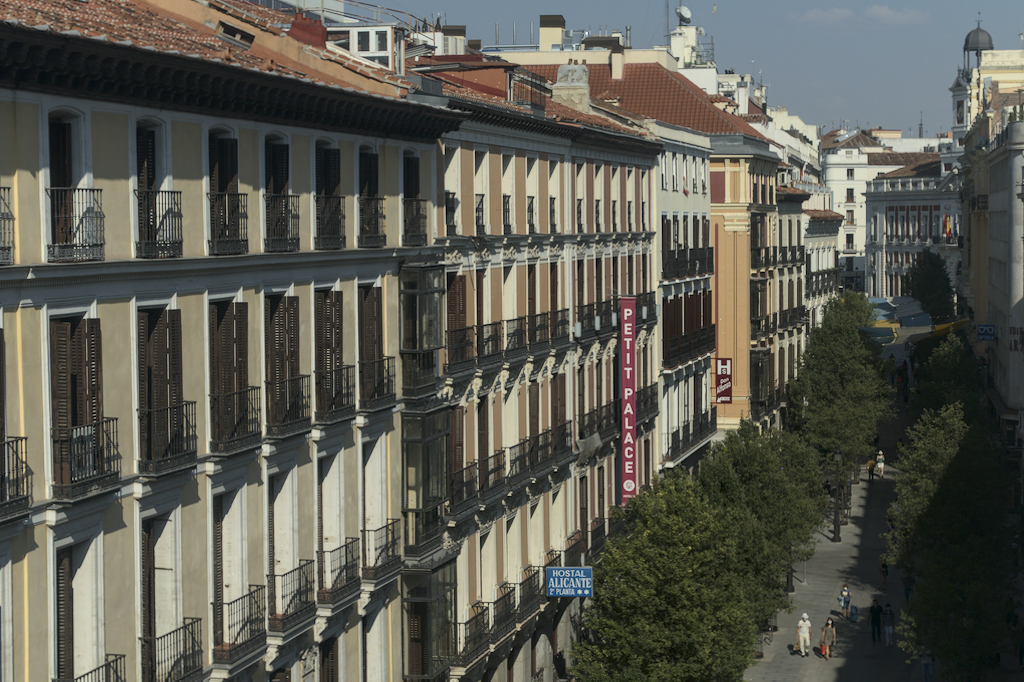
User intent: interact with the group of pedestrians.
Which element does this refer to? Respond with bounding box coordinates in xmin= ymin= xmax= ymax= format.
xmin=793 ymin=582 xmax=899 ymax=661
xmin=888 ymin=355 xmax=913 ymax=403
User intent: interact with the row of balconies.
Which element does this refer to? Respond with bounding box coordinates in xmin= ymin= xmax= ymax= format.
xmin=663 ymin=324 xmax=716 ymax=370
xmin=875 ymin=234 xmax=959 ymax=247
xmin=808 ymin=269 xmax=842 ymax=298
xmin=661 ymin=247 xmax=714 ymax=281
xmin=750 ymin=386 xmax=786 ymax=422
xmin=751 ymin=245 xmax=805 ymax=270
xmin=2 ymin=186 xmax=431 ymax=264
xmin=663 ymin=407 xmax=718 ymax=464
xmin=448 ymin=422 xmax=575 ymax=520
xmin=777 ymin=306 xmax=807 ymax=331
xmin=447 ymin=193 xmax=648 ymax=238
xmin=444 ymin=311 xmax=573 ymax=376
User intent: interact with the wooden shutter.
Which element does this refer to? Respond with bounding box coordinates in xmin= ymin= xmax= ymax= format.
xmin=627 ymin=257 xmax=634 ymax=296
xmin=209 ymin=134 xmax=221 ymax=194
xmin=233 ymin=302 xmax=248 ymax=392
xmin=549 ymin=264 xmax=558 ymax=312
xmin=221 ymin=138 xmax=239 ymax=195
xmin=49 ymin=120 xmax=73 ymax=188
xmin=167 ymin=310 xmax=183 ymax=411
xmin=212 ymin=495 xmax=224 ymax=646
xmin=265 ymin=296 xmax=285 ymax=386
xmin=141 ymin=519 xmax=156 ymax=670
xmin=404 ymin=156 xmax=420 ymax=199
xmin=451 ymin=406 xmax=464 ymax=472
xmin=447 ymin=275 xmax=467 ymax=333
xmin=475 ymin=401 xmax=486 ymax=468
xmin=527 ymin=266 xmax=536 ymax=318
xmin=266 ymin=142 xmax=289 ymax=195
xmin=579 ymin=475 xmax=588 ymax=531
xmin=552 ymin=373 xmax=566 ymax=426
xmin=315 ymin=147 xmax=342 ymax=196
xmin=359 ymin=150 xmax=379 ymax=197
xmin=267 ymin=477 xmax=276 ymax=595
xmin=359 ymin=287 xmax=382 ymax=363
xmin=319 ymin=637 xmax=339 ymax=682
xmin=597 ymin=467 xmax=605 ymax=518
xmin=408 ymin=605 xmax=425 ymax=675
xmin=476 ymin=270 xmax=485 ymax=326
xmin=0 ymin=328 xmax=4 ymax=441
xmin=137 ymin=127 xmax=156 ymax=192
xmin=55 ymin=546 xmax=74 ymax=680
xmin=51 ymin=321 xmax=72 ymax=488
xmin=529 ymin=383 xmax=539 ymax=438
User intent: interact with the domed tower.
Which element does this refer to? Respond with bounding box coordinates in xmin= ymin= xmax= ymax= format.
xmin=963 ymin=20 xmax=993 ymax=70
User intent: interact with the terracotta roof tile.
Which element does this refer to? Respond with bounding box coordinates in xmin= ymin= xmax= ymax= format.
xmin=0 ymin=0 xmax=411 ymax=93
xmin=821 ymin=128 xmax=882 ymax=149
xmin=803 ymin=209 xmax=844 ymax=220
xmin=875 ymin=158 xmax=943 ymax=178
xmin=867 ymin=152 xmax=939 ymax=167
xmin=524 ymin=63 xmax=769 ymax=141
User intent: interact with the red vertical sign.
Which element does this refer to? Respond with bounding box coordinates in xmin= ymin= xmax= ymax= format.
xmin=716 ymin=358 xmax=732 ymax=403
xmin=620 ymin=297 xmax=637 ymax=503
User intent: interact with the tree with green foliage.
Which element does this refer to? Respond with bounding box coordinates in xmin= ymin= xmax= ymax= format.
xmin=910 ymin=332 xmax=983 ymax=424
xmin=788 ymin=292 xmax=892 ymax=470
xmin=907 ymin=249 xmax=955 ymax=322
xmin=571 ymin=474 xmax=760 ymax=682
xmin=698 ymin=422 xmax=828 ymax=624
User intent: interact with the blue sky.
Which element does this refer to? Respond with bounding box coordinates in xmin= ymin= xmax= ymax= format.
xmin=379 ymin=0 xmax=1024 ymax=138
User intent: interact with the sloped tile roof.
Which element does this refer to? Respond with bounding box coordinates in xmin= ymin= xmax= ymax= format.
xmin=525 ymin=62 xmax=768 ymax=140
xmin=821 ymin=128 xmax=882 ymax=149
xmin=867 ymin=152 xmax=939 ymax=167
xmin=0 ymin=0 xmax=410 ymax=92
xmin=875 ymin=158 xmax=942 ymax=178
xmin=803 ymin=209 xmax=844 ymax=220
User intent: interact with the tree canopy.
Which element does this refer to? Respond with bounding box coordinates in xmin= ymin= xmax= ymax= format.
xmin=907 ymin=249 xmax=955 ymax=322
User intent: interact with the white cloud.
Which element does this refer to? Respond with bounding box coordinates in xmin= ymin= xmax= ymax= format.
xmin=865 ymin=5 xmax=928 ymax=25
xmin=795 ymin=7 xmax=855 ymax=23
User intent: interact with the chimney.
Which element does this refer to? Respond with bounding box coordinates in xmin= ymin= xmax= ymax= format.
xmin=539 ymin=14 xmax=566 ymax=50
xmin=736 ymin=81 xmax=749 ymax=115
xmin=610 ymin=42 xmax=624 ymax=80
xmin=552 ymin=62 xmax=592 ymax=114
xmin=286 ymin=12 xmax=327 ymax=49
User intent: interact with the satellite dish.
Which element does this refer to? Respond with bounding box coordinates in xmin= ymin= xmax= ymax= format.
xmin=676 ymin=6 xmax=692 ymax=25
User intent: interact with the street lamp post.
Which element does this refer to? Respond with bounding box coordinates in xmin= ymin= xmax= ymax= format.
xmin=833 ymin=449 xmax=842 ymax=543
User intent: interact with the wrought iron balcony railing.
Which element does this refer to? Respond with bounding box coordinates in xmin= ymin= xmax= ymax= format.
xmin=550 ymin=308 xmax=571 ymax=343
xmin=491 ymin=583 xmax=517 ymax=642
xmin=504 ymin=317 xmax=528 ymax=360
xmin=531 ymin=429 xmax=555 ymax=478
xmin=314 ymin=364 xmax=355 ymax=424
xmin=636 ymin=384 xmax=658 ymax=423
xmin=56 ymin=653 xmax=126 ymax=682
xmin=404 ymin=198 xmax=428 ymax=246
xmin=456 ymin=603 xmax=491 ymax=667
xmin=588 ymin=518 xmax=607 ymax=562
xmin=596 ymin=300 xmax=615 ymax=334
xmin=264 ymin=194 xmax=299 ymax=252
xmin=478 ymin=450 xmax=507 ymax=505
xmin=0 ymin=436 xmax=29 ymax=521
xmin=318 ymin=537 xmax=361 ymax=606
xmin=563 ymin=530 xmax=584 ymax=568
xmin=135 ymin=190 xmax=183 ymax=258
xmin=268 ymin=559 xmax=316 ymax=632
xmin=359 ymin=356 xmax=396 ymax=411
xmin=51 ymin=418 xmax=120 ymax=500
xmin=517 ymin=566 xmax=543 ymax=622
xmin=47 ymin=188 xmax=105 ymax=262
xmin=140 ymin=617 xmax=202 ymax=682
xmin=358 ymin=197 xmax=385 ymax=248
xmin=207 ymin=192 xmax=248 ymax=255
xmin=401 ymin=351 xmax=437 ymax=397
xmin=450 ymin=462 xmax=478 ymax=518
xmin=362 ymin=519 xmax=401 ymax=580
xmin=477 ymin=321 xmax=503 ymax=363
xmin=0 ymin=187 xmax=12 ymax=265
xmin=265 ymin=375 xmax=311 ymax=439
xmin=213 ymin=585 xmax=266 ymax=664
xmin=446 ymin=326 xmax=476 ymax=374
xmin=506 ymin=438 xmax=533 ymax=490
xmin=577 ymin=303 xmax=596 ymax=336
xmin=138 ymin=401 xmax=198 ymax=476
xmin=528 ymin=311 xmax=550 ymax=351
xmin=552 ymin=421 xmax=573 ymax=466
xmin=314 ymin=194 xmax=345 ymax=250
xmin=209 ymin=386 xmax=262 ymax=455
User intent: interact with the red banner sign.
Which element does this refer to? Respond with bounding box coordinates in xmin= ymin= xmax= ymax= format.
xmin=716 ymin=358 xmax=732 ymax=403
xmin=620 ymin=297 xmax=637 ymax=503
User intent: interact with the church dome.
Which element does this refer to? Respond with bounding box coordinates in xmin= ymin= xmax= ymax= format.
xmin=964 ymin=25 xmax=993 ymax=52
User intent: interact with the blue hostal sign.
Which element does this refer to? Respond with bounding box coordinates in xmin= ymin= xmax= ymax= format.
xmin=546 ymin=566 xmax=593 ymax=598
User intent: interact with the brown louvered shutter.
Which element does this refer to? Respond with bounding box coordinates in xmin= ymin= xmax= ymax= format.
xmin=320 ymin=637 xmax=339 ymax=682
xmin=447 ymin=275 xmax=466 ymax=334
xmin=84 ymin=319 xmax=103 ymax=465
xmin=552 ymin=373 xmax=566 ymax=426
xmin=167 ymin=310 xmax=183 ymax=410
xmin=0 ymin=328 xmax=5 ymax=441
xmin=324 ymin=149 xmax=341 ymax=197
xmin=529 ymin=383 xmax=539 ymax=439
xmin=315 ymin=147 xmax=325 ymax=197
xmin=150 ymin=312 xmax=168 ymax=415
xmin=222 ymin=138 xmax=239 ymax=195
xmin=266 ymin=142 xmax=289 ymax=195
xmin=137 ymin=127 xmax=156 ymax=192
xmin=138 ymin=311 xmax=153 ymax=460
xmin=476 ymin=270 xmax=485 ymax=326
xmin=51 ymin=321 xmax=72 ymax=487
xmin=233 ymin=302 xmax=249 ymax=392
xmin=549 ymin=264 xmax=558 ymax=312
xmin=404 ymin=156 xmax=420 ymax=199
xmin=209 ymin=134 xmax=221 ymax=194
xmin=359 ymin=287 xmax=382 ymax=363
xmin=597 ymin=467 xmax=605 ymax=518
xmin=49 ymin=120 xmax=73 ymax=188
xmin=359 ymin=150 xmax=379 ymax=198
xmin=266 ymin=296 xmax=283 ymax=385
xmin=141 ymin=519 xmax=156 ymax=679
xmin=212 ymin=495 xmax=224 ymax=646
xmin=579 ymin=475 xmax=588 ymax=533
xmin=267 ymin=477 xmax=277 ymax=604
xmin=408 ymin=605 xmax=425 ymax=675
xmin=626 ymin=257 xmax=634 ymax=296
xmin=55 ymin=546 xmax=74 ymax=680
xmin=527 ymin=266 xmax=536 ymax=318
xmin=451 ymin=405 xmax=464 ymax=472
xmin=475 ymin=400 xmax=486 ymax=468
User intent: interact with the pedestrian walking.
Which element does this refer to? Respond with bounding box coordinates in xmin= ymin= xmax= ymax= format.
xmin=839 ymin=584 xmax=852 ymax=620
xmin=797 ymin=613 xmax=812 ymax=657
xmin=902 ymin=574 xmax=916 ymax=602
xmin=876 ymin=451 xmax=885 ymax=479
xmin=869 ymin=599 xmax=884 ymax=644
xmin=883 ymin=603 xmax=896 ymax=646
xmin=820 ymin=617 xmax=837 ymax=660
xmin=878 ymin=557 xmax=889 ymax=590
xmin=921 ymin=650 xmax=935 ymax=681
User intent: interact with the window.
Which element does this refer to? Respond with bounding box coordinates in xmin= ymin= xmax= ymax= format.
xmin=208 ymin=300 xmax=259 ymax=452
xmin=846 ymin=168 xmax=854 ymax=180
xmin=402 ymin=410 xmax=450 ymax=554
xmin=264 ymin=138 xmax=297 ymax=252
xmin=55 ymin=537 xmax=105 ymax=679
xmin=314 ymin=145 xmax=344 ymax=249
xmin=357 ymin=31 xmax=370 ymax=51
xmin=845 ymin=234 xmax=854 ymax=250
xmin=376 ymin=30 xmax=388 ymax=51
xmin=208 ymin=133 xmax=246 ymax=255
xmin=845 ymin=188 xmax=855 ymax=202
xmin=358 ymin=148 xmax=383 ymax=247
xmin=51 ymin=316 xmax=118 ymax=499
xmin=403 ymin=561 xmax=456 ymax=677
xmin=138 ymin=307 xmax=196 ymax=474
xmin=49 ymin=115 xmax=104 ymax=262
xmin=264 ymin=294 xmax=309 ymax=437
xmin=358 ymin=285 xmax=394 ymax=408
xmin=314 ymin=290 xmax=352 ymax=423
xmin=671 ymin=153 xmax=678 ymax=191
xmin=846 ymin=210 xmax=854 ymax=224
xmin=400 ymin=268 xmax=443 ymax=391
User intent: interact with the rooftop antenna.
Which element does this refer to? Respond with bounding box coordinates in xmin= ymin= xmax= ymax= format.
xmin=919 ymin=112 xmax=924 ymax=138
